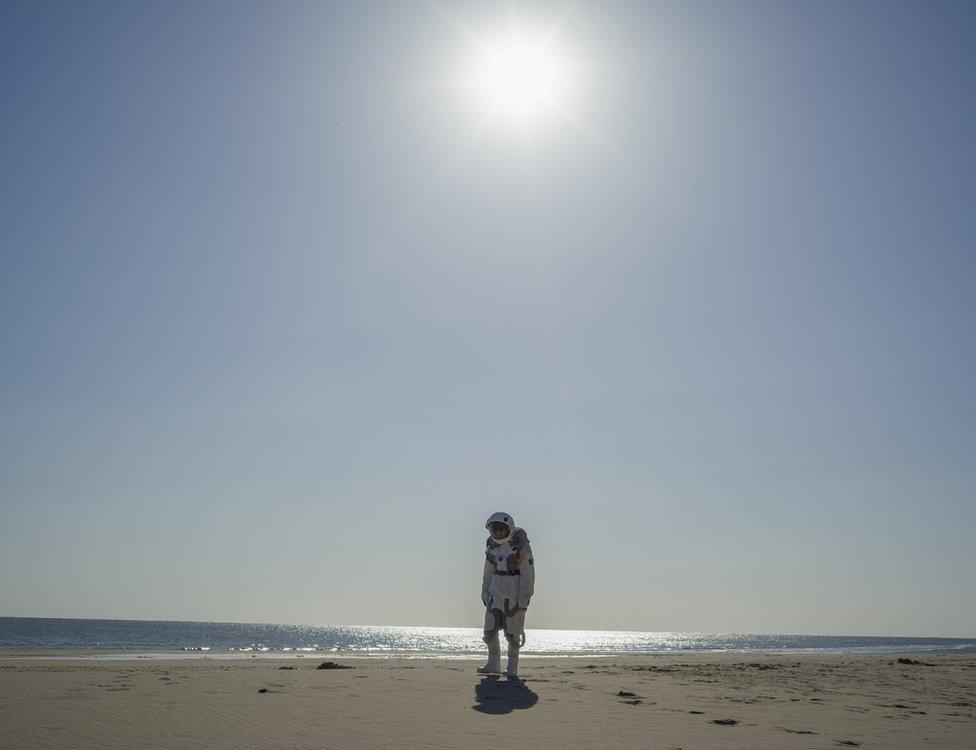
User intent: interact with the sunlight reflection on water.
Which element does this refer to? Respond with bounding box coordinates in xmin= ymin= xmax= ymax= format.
xmin=2 ymin=618 xmax=974 ymax=657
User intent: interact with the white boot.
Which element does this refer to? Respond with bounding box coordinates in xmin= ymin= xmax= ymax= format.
xmin=505 ymin=645 xmax=520 ymax=678
xmin=477 ymin=636 xmax=501 ymax=674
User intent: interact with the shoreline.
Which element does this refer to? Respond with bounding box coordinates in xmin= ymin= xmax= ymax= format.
xmin=3 ymin=646 xmax=976 ymax=660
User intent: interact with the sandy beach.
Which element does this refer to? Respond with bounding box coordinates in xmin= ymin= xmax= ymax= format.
xmin=1 ymin=652 xmax=974 ymax=749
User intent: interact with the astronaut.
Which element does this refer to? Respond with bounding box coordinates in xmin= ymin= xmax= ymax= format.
xmin=478 ymin=511 xmax=534 ymax=679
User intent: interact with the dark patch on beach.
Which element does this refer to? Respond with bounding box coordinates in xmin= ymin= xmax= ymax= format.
xmin=620 ymin=698 xmax=642 ymax=705
xmin=896 ymin=658 xmax=934 ymax=666
xmin=688 ymin=710 xmax=704 ymax=714
xmin=473 ymin=675 xmax=538 ymax=715
xmin=836 ymin=741 xmax=861 ymax=747
xmin=616 ymin=690 xmax=639 ymax=697
xmin=278 ymin=666 xmax=296 ymax=670
xmin=781 ymin=728 xmax=817 ymax=735
xmin=258 ymin=688 xmax=268 ymax=693
xmin=712 ymin=718 xmax=738 ymax=726
xmin=316 ymin=661 xmax=353 ymax=670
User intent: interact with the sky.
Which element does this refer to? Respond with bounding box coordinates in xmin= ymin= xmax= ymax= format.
xmin=1 ymin=1 xmax=974 ymax=637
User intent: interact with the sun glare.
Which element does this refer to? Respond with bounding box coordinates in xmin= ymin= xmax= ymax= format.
xmin=460 ymin=26 xmax=576 ymax=130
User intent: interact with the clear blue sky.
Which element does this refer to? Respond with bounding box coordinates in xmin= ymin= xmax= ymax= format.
xmin=1 ymin=1 xmax=974 ymax=636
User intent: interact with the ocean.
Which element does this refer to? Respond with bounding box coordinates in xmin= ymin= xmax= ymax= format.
xmin=1 ymin=618 xmax=974 ymax=658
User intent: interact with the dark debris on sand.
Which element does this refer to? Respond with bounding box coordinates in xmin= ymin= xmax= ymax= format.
xmin=316 ymin=661 xmax=354 ymax=670
xmin=712 ymin=719 xmax=738 ymax=726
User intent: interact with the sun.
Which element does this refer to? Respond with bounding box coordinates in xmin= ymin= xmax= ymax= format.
xmin=459 ymin=25 xmax=576 ymax=130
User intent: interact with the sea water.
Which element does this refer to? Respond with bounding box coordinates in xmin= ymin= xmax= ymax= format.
xmin=1 ymin=617 xmax=974 ymax=658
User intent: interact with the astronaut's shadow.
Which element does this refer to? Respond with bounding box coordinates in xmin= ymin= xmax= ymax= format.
xmin=472 ymin=675 xmax=539 ymax=714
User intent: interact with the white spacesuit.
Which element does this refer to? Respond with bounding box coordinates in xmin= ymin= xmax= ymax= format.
xmin=478 ymin=511 xmax=534 ymax=679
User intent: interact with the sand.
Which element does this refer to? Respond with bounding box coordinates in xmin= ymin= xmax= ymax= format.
xmin=1 ymin=652 xmax=974 ymax=748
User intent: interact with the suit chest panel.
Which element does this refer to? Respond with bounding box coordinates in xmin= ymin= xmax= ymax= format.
xmin=487 ymin=544 xmax=522 ymax=572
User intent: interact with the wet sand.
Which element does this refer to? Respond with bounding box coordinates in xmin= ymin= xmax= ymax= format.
xmin=1 ymin=652 xmax=974 ymax=748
